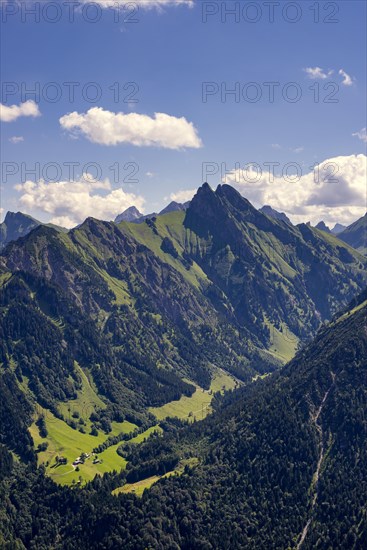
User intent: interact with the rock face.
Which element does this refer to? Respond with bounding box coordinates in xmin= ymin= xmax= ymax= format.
xmin=259 ymin=205 xmax=292 ymax=225
xmin=338 ymin=213 xmax=367 ymax=255
xmin=315 ymin=221 xmax=331 ymax=233
xmin=0 ymin=211 xmax=41 ymax=250
xmin=114 ymin=206 xmax=143 ymax=224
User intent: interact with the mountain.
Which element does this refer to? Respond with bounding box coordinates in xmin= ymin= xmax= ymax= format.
xmin=114 ymin=201 xmax=191 ymax=226
xmin=1 ymin=287 xmax=366 ymax=548
xmin=1 ymin=183 xmax=366 ymax=490
xmin=331 ymin=222 xmax=347 ymax=235
xmin=125 ymin=183 xmax=366 ymax=343
xmin=114 ymin=206 xmax=143 ymax=223
xmin=0 ymin=211 xmax=66 ymax=251
xmin=259 ymin=204 xmax=292 ymax=224
xmin=0 ymin=211 xmax=41 ymax=251
xmin=338 ymin=213 xmax=367 ymax=255
xmin=315 ymin=221 xmax=331 ymax=233
xmin=159 ymin=201 xmax=190 ymax=216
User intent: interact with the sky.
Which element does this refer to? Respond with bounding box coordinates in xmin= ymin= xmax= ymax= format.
xmin=0 ymin=0 xmax=366 ymax=228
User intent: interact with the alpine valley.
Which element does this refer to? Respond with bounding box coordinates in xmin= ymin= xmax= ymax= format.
xmin=1 ymin=184 xmax=366 ymax=549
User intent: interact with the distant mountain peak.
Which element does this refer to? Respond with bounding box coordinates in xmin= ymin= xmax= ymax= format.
xmin=259 ymin=205 xmax=292 ymax=225
xmin=115 ymin=206 xmax=143 ymax=224
xmin=331 ymin=223 xmax=347 ymax=235
xmin=4 ymin=211 xmax=38 ymax=224
xmin=1 ymin=211 xmax=41 ymax=251
xmin=159 ymin=201 xmax=189 ymax=216
xmin=315 ymin=221 xmax=331 ymax=233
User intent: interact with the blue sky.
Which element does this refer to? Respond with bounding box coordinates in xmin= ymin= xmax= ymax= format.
xmin=1 ymin=0 xmax=366 ymax=227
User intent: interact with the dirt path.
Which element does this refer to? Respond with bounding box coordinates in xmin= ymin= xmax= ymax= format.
xmin=296 ymin=372 xmax=336 ymax=549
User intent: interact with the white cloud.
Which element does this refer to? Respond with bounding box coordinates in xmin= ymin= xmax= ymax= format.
xmin=339 ymin=69 xmax=353 ymax=86
xmin=304 ymin=67 xmax=333 ymax=80
xmin=9 ymin=136 xmax=24 ymax=144
xmin=60 ymin=107 xmax=202 ymax=150
xmin=169 ymin=189 xmax=196 ymax=203
xmin=222 ymin=154 xmax=367 ymax=227
xmin=271 ymin=143 xmax=282 ymax=149
xmin=352 ymin=128 xmax=367 ymax=143
xmin=304 ymin=67 xmax=354 ymax=86
xmin=14 ymin=174 xmax=145 ymax=228
xmin=82 ymin=0 xmax=193 ymax=8
xmin=0 ymin=100 xmax=41 ymax=123
xmin=291 ymin=146 xmax=304 ymax=154
xmin=145 ymin=172 xmax=155 ymax=177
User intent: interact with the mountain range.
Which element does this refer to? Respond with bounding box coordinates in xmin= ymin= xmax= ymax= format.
xmin=114 ymin=200 xmax=191 ymax=224
xmin=0 ymin=183 xmax=366 ymax=548
xmin=2 ymin=196 xmax=364 ymax=257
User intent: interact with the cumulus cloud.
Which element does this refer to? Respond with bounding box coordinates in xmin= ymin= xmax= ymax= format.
xmin=0 ymin=100 xmax=41 ymax=122
xmin=169 ymin=189 xmax=197 ymax=203
xmin=82 ymin=0 xmax=193 ymax=8
xmin=14 ymin=174 xmax=145 ymax=228
xmin=353 ymin=128 xmax=367 ymax=143
xmin=339 ymin=69 xmax=353 ymax=86
xmin=60 ymin=107 xmax=202 ymax=150
xmin=304 ymin=67 xmax=333 ymax=79
xmin=222 ymin=154 xmax=367 ymax=226
xmin=304 ymin=67 xmax=354 ymax=86
xmin=9 ymin=136 xmax=24 ymax=144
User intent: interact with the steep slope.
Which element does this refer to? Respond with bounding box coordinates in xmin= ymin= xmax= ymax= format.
xmin=125 ymin=184 xmax=367 ymax=349
xmin=338 ymin=213 xmax=367 ymax=255
xmin=1 ymin=212 xmax=277 ymax=465
xmin=0 ymin=289 xmax=366 ymax=549
xmin=128 ymin=286 xmax=366 ymax=550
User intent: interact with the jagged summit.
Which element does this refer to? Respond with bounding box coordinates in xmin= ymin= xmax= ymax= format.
xmin=1 ymin=211 xmax=41 ymax=251
xmin=315 ymin=221 xmax=331 ymax=233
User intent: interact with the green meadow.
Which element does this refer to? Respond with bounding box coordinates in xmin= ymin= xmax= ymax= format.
xmin=149 ymin=370 xmax=237 ymax=422
xmin=30 ymin=412 xmax=163 ymax=487
xmin=112 ymin=458 xmax=199 ymax=497
xmin=30 ymin=410 xmax=135 ymax=486
xmin=265 ymin=319 xmax=299 ymax=363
